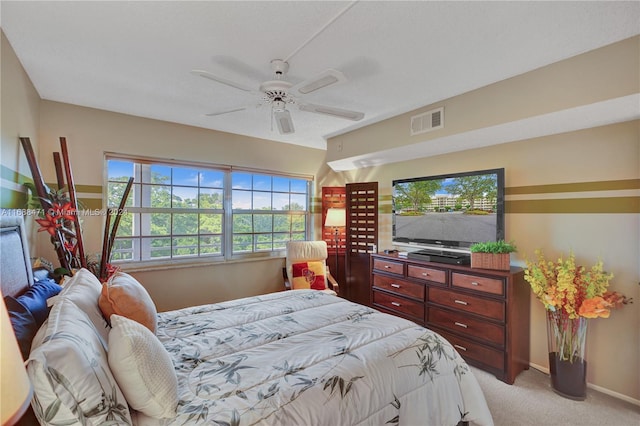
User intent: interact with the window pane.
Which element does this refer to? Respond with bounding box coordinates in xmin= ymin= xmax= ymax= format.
xmin=108 ymin=160 xmax=134 ymax=182
xmin=272 ymin=193 xmax=289 ymax=210
xmin=290 ymin=179 xmax=307 ymax=193
xmin=273 ymin=215 xmax=291 ymax=232
xmin=111 ymin=239 xmax=133 ymax=261
xmin=200 ymin=236 xmax=222 ymax=255
xmin=255 ymin=234 xmax=272 ymax=251
xmin=232 ymin=190 xmax=251 ymax=210
xmin=147 ymin=165 xmax=171 ymax=184
xmin=253 ymin=175 xmax=271 ymax=191
xmin=115 ymin=212 xmax=134 ymax=236
xmin=273 ymin=233 xmax=289 ymax=247
xmin=199 ymin=214 xmax=222 ymax=234
xmin=290 ymin=194 xmax=307 ymax=210
xmin=253 ymin=192 xmax=271 ymax=210
xmin=254 ymin=215 xmax=272 ymax=233
xmin=172 ymin=186 xmax=198 ymax=208
xmin=173 ymin=237 xmax=197 ymax=257
xmin=142 ymin=213 xmax=170 ymax=236
xmin=273 ymin=176 xmax=289 ymax=192
xmin=148 ymin=237 xmax=171 ymax=258
xmin=173 ymin=213 xmax=198 ymax=234
xmin=233 ymin=214 xmax=252 ymax=233
xmin=232 ymin=173 xmax=251 ymax=189
xmin=173 ymin=167 xmax=199 ymax=186
xmin=143 ymin=185 xmax=171 ymax=208
xmin=108 ymin=182 xmax=135 ymax=208
xmin=233 ymin=234 xmax=252 ymax=253
xmin=200 ymin=171 xmax=224 ymax=188
xmin=292 ymin=215 xmax=305 ymax=231
xmin=199 ymin=188 xmax=223 ymax=209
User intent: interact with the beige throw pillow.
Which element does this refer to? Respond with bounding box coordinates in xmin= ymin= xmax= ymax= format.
xmin=108 ymin=314 xmax=178 ymax=419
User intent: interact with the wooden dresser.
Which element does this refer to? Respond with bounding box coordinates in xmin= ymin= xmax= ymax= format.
xmin=370 ymin=252 xmax=530 ymax=384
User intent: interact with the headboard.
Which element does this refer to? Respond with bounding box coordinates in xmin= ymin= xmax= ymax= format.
xmin=0 ymin=212 xmax=34 ymax=297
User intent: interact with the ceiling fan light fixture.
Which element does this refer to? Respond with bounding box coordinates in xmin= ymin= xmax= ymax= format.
xmin=275 ymin=110 xmax=294 ymax=134
xmin=297 ymin=69 xmax=346 ymax=94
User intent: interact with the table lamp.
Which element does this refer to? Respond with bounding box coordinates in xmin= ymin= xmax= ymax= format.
xmin=1 ymin=294 xmax=33 ymax=426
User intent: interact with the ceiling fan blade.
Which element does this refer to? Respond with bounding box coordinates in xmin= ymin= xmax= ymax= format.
xmin=294 ymin=69 xmax=347 ymax=94
xmin=274 ymin=110 xmax=295 ymax=134
xmin=299 ymin=103 xmax=364 ymax=121
xmin=191 ymin=69 xmax=254 ymax=92
xmin=205 ymin=106 xmax=248 ymax=117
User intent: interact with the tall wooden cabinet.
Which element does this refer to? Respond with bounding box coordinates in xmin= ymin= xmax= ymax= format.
xmin=370 ymin=252 xmax=530 ymax=384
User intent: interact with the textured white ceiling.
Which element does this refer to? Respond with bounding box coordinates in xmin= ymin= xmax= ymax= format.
xmin=2 ymin=1 xmax=639 ymax=150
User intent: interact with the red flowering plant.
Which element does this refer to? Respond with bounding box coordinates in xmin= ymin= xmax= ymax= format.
xmin=524 ymin=250 xmax=632 ymax=362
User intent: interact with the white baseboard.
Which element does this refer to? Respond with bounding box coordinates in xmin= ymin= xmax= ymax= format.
xmin=529 ymin=362 xmax=640 ymax=407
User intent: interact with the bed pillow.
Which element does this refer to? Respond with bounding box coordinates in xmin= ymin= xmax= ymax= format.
xmin=4 ymin=296 xmax=38 ymax=360
xmin=291 ymin=261 xmax=327 ymax=290
xmin=26 ymin=298 xmax=132 ymax=425
xmin=57 ymin=268 xmax=110 ymax=345
xmin=99 ymin=272 xmax=157 ymax=334
xmin=108 ymin=314 xmax=178 ymax=419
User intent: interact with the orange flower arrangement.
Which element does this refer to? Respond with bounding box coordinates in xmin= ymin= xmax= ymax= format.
xmin=524 ymin=250 xmax=631 ymax=319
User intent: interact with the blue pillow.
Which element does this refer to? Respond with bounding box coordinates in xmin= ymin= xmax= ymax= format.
xmin=4 ymin=296 xmax=38 ymax=360
xmin=15 ymin=278 xmax=62 ymax=325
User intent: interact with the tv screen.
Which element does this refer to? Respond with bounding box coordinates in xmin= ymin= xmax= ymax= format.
xmin=392 ymin=168 xmax=505 ymax=252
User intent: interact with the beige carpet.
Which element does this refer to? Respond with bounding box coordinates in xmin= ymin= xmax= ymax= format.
xmin=471 ymin=366 xmax=640 ymax=426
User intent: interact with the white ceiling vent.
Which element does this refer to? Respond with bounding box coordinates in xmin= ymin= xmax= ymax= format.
xmin=410 ymin=107 xmax=444 ymax=136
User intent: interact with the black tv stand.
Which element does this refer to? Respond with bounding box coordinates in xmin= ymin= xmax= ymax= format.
xmin=407 ymin=249 xmax=470 ymax=265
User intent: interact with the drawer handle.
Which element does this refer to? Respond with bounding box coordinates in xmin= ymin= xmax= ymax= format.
xmin=454 ymin=299 xmax=468 ymax=306
xmin=391 ymin=302 xmax=401 ymax=307
xmin=471 ymin=281 xmax=479 ymax=286
xmin=391 ymin=283 xmax=401 ymax=288
xmin=421 ymin=272 xmax=429 ymax=276
xmin=384 ymin=265 xmax=391 ymax=269
xmin=454 ymin=322 xmax=468 ymax=328
xmin=454 ymin=344 xmax=467 ymax=352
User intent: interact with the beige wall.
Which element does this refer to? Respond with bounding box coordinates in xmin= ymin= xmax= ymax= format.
xmin=0 ymin=31 xmax=41 ymax=252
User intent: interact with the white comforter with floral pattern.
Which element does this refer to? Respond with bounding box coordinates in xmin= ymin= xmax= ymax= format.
xmin=134 ymin=290 xmax=493 ymax=426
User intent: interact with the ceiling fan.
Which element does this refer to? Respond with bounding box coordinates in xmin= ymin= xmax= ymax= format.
xmin=192 ymin=59 xmax=365 ymax=135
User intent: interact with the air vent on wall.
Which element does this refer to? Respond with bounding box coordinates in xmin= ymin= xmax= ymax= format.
xmin=410 ymin=107 xmax=444 ymax=136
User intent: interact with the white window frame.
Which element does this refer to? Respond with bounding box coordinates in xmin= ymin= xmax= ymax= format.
xmin=104 ymin=153 xmax=312 ymax=267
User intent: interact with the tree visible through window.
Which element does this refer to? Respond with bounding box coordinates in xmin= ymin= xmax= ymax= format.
xmin=106 ymin=156 xmax=310 ymax=263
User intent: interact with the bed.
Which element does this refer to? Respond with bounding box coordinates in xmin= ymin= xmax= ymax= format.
xmin=1 ymin=212 xmax=493 ymax=426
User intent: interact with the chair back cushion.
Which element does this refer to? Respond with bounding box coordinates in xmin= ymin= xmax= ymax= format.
xmin=286 ymin=241 xmax=328 ymax=289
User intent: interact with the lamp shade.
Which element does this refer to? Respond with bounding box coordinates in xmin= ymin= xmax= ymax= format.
xmin=324 ymin=208 xmax=346 ymax=228
xmin=1 ymin=293 xmax=33 ymax=425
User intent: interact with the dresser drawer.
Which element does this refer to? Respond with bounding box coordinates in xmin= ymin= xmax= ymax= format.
xmin=428 ymin=307 xmax=504 ymax=347
xmin=373 ymin=258 xmax=404 ymax=275
xmin=373 ymin=290 xmax=424 ymax=320
xmin=435 ymin=329 xmax=505 ymax=372
xmin=429 ymin=287 xmax=505 ymax=322
xmin=407 ymin=264 xmax=446 ymax=284
xmin=452 ymin=272 xmax=504 ymax=296
xmin=373 ymin=275 xmax=425 ymax=301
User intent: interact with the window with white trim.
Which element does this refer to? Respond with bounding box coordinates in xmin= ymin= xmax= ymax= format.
xmin=105 ymin=155 xmax=311 ymax=264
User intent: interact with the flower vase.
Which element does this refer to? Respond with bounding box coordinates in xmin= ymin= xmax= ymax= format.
xmin=546 ymin=310 xmax=588 ymax=400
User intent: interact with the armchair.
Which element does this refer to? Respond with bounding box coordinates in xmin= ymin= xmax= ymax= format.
xmin=283 ymin=241 xmax=340 ymax=296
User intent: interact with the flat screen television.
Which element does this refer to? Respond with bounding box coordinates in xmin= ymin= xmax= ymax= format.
xmin=392 ymin=168 xmax=505 ymax=255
